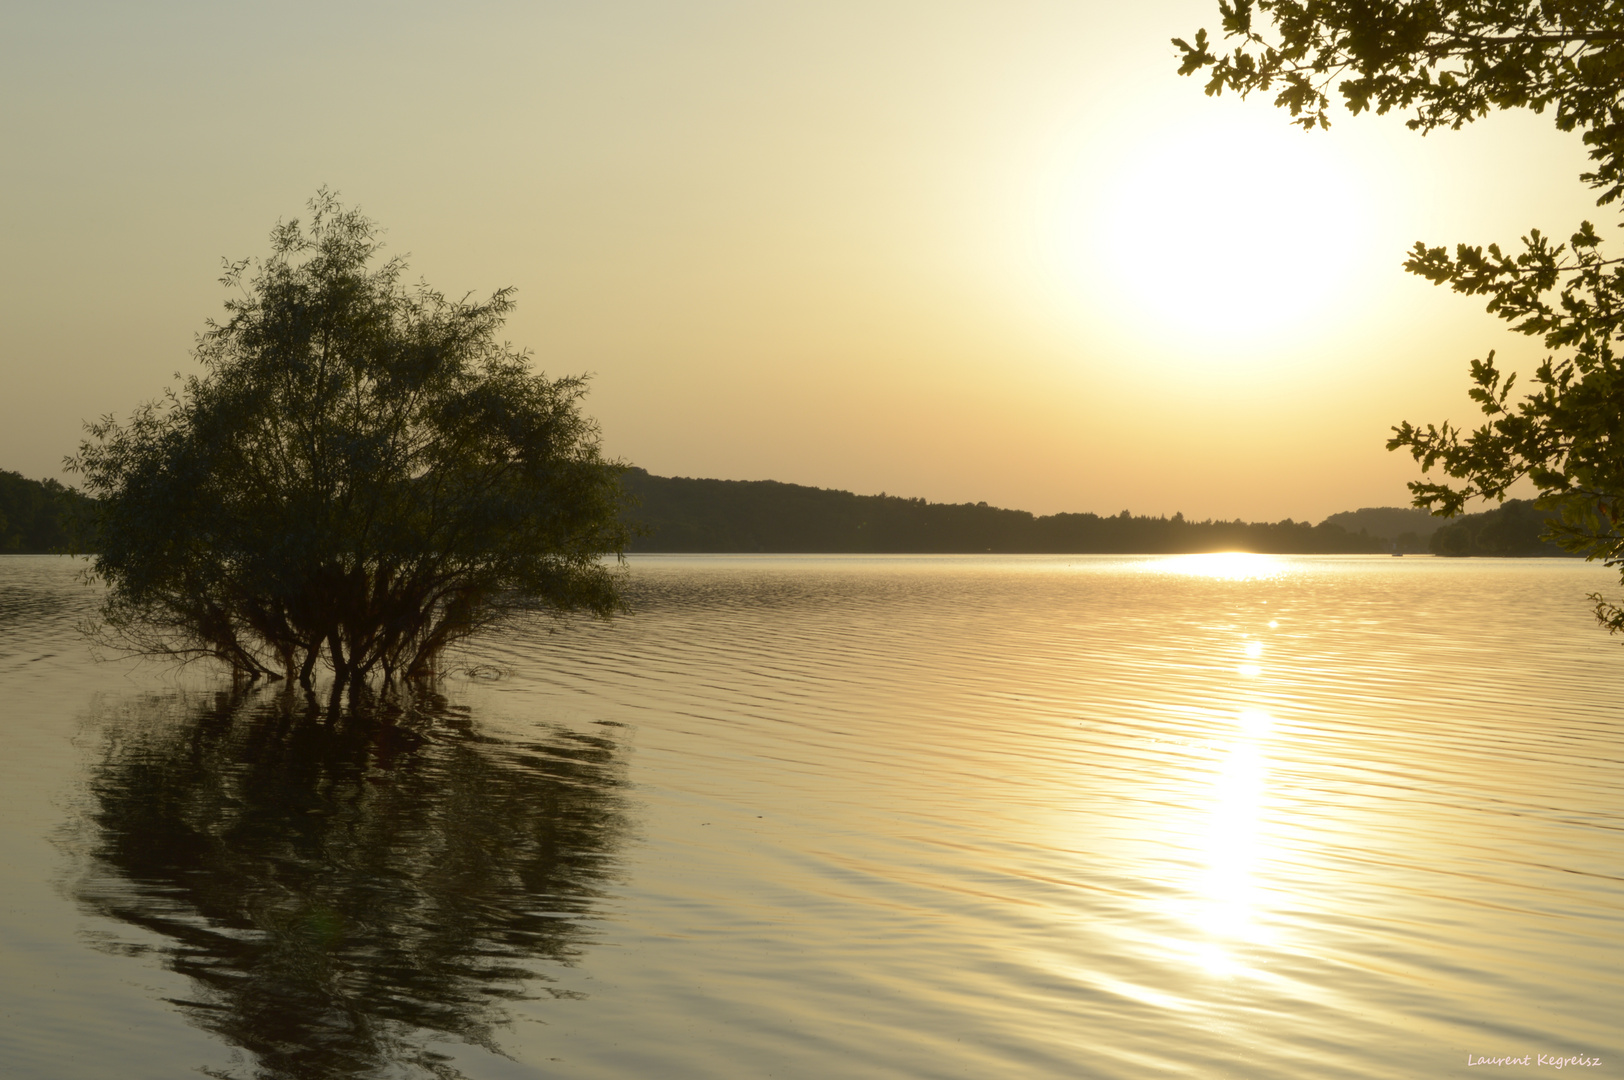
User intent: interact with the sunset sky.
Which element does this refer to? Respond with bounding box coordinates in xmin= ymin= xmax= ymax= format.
xmin=1 ymin=0 xmax=1600 ymax=522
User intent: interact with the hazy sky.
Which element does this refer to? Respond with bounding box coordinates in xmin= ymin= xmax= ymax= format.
xmin=1 ymin=0 xmax=1600 ymax=521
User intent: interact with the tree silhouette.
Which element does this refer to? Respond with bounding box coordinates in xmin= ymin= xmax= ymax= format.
xmin=71 ymin=192 xmax=629 ymax=687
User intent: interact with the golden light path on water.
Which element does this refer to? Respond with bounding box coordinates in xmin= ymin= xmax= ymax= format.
xmin=1170 ymin=553 xmax=1279 ymax=978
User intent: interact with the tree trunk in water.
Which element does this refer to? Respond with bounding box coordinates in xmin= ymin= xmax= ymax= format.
xmin=298 ymin=643 xmax=320 ymax=690
xmin=328 ymin=633 xmax=349 ymax=686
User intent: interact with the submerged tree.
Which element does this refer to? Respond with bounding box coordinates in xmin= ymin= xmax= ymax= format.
xmin=1175 ymin=0 xmax=1624 ymax=632
xmin=72 ymin=193 xmax=630 ymax=685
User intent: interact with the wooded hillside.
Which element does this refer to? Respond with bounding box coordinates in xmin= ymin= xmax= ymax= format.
xmin=0 ymin=470 xmax=92 ymax=553
xmin=1428 ymin=501 xmax=1573 ymax=557
xmin=622 ymin=470 xmax=1391 ymax=554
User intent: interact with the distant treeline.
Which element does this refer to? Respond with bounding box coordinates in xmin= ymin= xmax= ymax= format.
xmin=623 ymin=470 xmax=1390 ymax=554
xmin=1 ymin=465 xmax=1577 ymax=558
xmin=1428 ymin=499 xmax=1573 ymax=557
xmin=0 ymin=470 xmax=92 ymax=553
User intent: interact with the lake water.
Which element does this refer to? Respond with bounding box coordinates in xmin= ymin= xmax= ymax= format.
xmin=1 ymin=553 xmax=1619 ymax=1079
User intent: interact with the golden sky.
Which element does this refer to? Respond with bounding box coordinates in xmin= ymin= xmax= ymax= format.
xmin=0 ymin=0 xmax=1600 ymax=521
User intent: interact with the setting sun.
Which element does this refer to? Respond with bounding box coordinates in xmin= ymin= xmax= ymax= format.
xmin=1057 ymin=113 xmax=1376 ymax=348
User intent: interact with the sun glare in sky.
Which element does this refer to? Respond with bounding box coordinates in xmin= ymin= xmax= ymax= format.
xmin=1049 ymin=113 xmax=1376 ymax=349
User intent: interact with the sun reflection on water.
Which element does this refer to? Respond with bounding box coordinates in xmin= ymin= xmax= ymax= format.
xmin=1201 ymin=738 xmax=1265 ymax=935
xmin=1237 ymin=708 xmax=1272 ymax=737
xmin=1158 ymin=552 xmax=1285 ymax=581
xmin=1186 ymin=705 xmax=1281 ymax=978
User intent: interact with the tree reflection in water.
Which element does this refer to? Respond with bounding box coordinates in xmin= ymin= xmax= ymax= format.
xmin=70 ymin=687 xmax=630 ymax=1079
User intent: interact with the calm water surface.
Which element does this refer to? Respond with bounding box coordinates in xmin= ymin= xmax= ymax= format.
xmin=1 ymin=553 xmax=1619 ymax=1078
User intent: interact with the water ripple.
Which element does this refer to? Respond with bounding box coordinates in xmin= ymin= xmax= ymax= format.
xmin=3 ymin=554 xmax=1619 ymax=1079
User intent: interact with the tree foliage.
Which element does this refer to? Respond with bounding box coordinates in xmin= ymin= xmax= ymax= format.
xmin=1174 ymin=0 xmax=1624 ymax=201
xmin=1390 ymin=220 xmax=1622 ymax=577
xmin=71 ymin=194 xmax=629 ymax=685
xmin=1177 ymin=0 xmax=1624 ymax=633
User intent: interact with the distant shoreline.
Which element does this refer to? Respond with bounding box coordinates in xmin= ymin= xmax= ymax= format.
xmin=0 ymin=466 xmax=1576 ymax=558
xmin=620 ymin=470 xmax=1571 ymax=558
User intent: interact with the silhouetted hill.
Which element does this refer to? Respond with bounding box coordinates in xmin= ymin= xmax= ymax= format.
xmin=7 ymin=463 xmax=1576 ymax=559
xmin=1428 ymin=500 xmax=1573 ymax=557
xmin=621 ymin=469 xmax=1389 ymax=554
xmin=1320 ymin=506 xmax=1443 ymax=541
xmin=0 ymin=470 xmax=93 ymax=553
